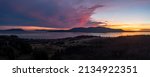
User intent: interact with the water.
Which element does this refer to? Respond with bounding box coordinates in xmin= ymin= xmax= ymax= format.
xmin=0 ymin=32 xmax=150 ymax=39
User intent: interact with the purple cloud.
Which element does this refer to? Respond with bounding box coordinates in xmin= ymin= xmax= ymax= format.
xmin=0 ymin=0 xmax=104 ymax=28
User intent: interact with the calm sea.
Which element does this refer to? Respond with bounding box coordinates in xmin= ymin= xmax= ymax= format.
xmin=0 ymin=32 xmax=150 ymax=39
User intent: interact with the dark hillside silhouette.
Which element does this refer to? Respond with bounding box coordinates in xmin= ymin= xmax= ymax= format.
xmin=0 ymin=35 xmax=48 ymax=60
xmin=51 ymin=35 xmax=150 ymax=60
xmin=0 ymin=35 xmax=32 ymax=59
xmin=1 ymin=35 xmax=150 ymax=60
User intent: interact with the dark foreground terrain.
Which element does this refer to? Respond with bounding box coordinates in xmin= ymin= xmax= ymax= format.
xmin=0 ymin=35 xmax=150 ymax=60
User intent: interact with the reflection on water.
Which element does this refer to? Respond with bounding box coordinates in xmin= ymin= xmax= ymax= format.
xmin=0 ymin=32 xmax=150 ymax=39
xmin=95 ymin=32 xmax=150 ymax=37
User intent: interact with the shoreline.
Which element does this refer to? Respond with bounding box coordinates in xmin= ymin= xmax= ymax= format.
xmin=1 ymin=31 xmax=150 ymax=40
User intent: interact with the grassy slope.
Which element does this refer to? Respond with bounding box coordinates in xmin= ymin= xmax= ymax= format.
xmin=1 ymin=35 xmax=150 ymax=60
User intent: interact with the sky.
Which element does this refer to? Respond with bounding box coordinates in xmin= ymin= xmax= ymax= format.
xmin=0 ymin=0 xmax=150 ymax=31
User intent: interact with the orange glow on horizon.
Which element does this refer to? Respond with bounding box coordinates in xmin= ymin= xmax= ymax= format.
xmin=104 ymin=24 xmax=150 ymax=31
xmin=0 ymin=26 xmax=69 ymax=31
xmin=95 ymin=19 xmax=150 ymax=31
xmin=1 ymin=24 xmax=150 ymax=31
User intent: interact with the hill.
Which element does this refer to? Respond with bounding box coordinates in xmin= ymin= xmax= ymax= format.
xmin=1 ymin=35 xmax=150 ymax=60
xmin=0 ymin=29 xmax=25 ymax=32
xmin=49 ymin=27 xmax=124 ymax=33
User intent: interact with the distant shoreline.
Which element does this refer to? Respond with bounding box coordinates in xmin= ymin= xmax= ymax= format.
xmin=1 ymin=31 xmax=150 ymax=40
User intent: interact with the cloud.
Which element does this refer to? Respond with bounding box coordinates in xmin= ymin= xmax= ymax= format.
xmin=0 ymin=0 xmax=104 ymax=28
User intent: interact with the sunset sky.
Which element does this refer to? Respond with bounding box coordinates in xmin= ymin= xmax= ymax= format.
xmin=0 ymin=0 xmax=150 ymax=31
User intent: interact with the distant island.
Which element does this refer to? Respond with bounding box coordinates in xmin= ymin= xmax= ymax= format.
xmin=0 ymin=29 xmax=47 ymax=32
xmin=49 ymin=27 xmax=124 ymax=33
xmin=0 ymin=29 xmax=25 ymax=32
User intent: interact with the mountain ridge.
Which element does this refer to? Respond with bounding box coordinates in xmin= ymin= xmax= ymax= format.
xmin=49 ymin=27 xmax=124 ymax=33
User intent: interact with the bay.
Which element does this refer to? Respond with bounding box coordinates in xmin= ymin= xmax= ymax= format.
xmin=0 ymin=32 xmax=150 ymax=39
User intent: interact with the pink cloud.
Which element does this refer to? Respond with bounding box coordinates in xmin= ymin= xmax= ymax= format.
xmin=10 ymin=0 xmax=104 ymax=28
